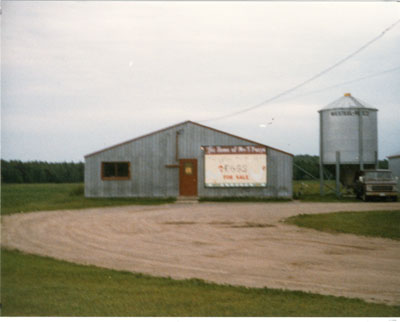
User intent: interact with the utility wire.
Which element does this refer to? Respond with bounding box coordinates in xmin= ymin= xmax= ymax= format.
xmin=274 ymin=65 xmax=400 ymax=102
xmin=199 ymin=18 xmax=400 ymax=123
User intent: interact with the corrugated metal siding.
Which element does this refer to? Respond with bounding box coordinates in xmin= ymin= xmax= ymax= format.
xmin=389 ymin=157 xmax=400 ymax=191
xmin=85 ymin=122 xmax=293 ymax=198
xmin=320 ymin=108 xmax=378 ymax=165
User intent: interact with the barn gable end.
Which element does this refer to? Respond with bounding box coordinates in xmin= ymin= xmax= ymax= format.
xmin=84 ymin=121 xmax=293 ymax=198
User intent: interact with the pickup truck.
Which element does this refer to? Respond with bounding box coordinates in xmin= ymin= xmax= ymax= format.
xmin=354 ymin=169 xmax=398 ymax=201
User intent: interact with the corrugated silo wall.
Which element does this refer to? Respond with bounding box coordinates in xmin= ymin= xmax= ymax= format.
xmin=85 ymin=122 xmax=293 ymax=198
xmin=389 ymin=157 xmax=400 ymax=191
xmin=320 ymin=108 xmax=377 ymax=165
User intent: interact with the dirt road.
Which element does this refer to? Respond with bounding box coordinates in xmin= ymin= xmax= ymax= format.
xmin=2 ymin=202 xmax=400 ymax=305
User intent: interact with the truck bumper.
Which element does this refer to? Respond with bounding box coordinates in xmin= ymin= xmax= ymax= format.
xmin=366 ymin=192 xmax=398 ymax=197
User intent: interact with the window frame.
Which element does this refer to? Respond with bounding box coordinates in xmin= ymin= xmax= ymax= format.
xmin=101 ymin=162 xmax=131 ymax=181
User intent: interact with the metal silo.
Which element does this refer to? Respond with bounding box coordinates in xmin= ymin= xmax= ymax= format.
xmin=318 ymin=93 xmax=378 ymax=196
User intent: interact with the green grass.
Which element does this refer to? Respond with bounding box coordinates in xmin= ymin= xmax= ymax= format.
xmin=1 ymin=181 xmax=397 ymax=216
xmin=285 ymin=210 xmax=400 ymax=240
xmin=293 ymin=180 xmax=362 ymax=202
xmin=1 ymin=248 xmax=399 ymax=317
xmin=199 ymin=196 xmax=291 ymax=202
xmin=293 ymin=180 xmax=400 ymax=202
xmin=1 ymin=183 xmax=175 ymax=215
xmin=200 ymin=181 xmax=342 ymax=203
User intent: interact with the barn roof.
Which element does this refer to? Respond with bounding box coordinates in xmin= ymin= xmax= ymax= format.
xmin=85 ymin=120 xmax=293 ymax=158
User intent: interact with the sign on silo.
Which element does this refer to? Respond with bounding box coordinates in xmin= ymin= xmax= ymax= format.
xmin=204 ymin=146 xmax=267 ymax=187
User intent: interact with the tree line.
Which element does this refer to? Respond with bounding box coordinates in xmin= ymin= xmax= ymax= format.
xmin=1 ymin=160 xmax=84 ymax=183
xmin=1 ymin=156 xmax=389 ymax=183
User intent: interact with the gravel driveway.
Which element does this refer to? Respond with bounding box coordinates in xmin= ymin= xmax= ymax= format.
xmin=2 ymin=202 xmax=400 ymax=305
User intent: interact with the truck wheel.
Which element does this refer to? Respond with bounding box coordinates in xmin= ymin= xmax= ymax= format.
xmin=392 ymin=196 xmax=398 ymax=202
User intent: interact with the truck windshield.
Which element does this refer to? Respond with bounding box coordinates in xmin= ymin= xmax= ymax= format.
xmin=364 ymin=172 xmax=393 ymax=180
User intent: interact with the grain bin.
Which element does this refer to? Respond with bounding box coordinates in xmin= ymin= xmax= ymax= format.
xmin=318 ymin=93 xmax=378 ymax=195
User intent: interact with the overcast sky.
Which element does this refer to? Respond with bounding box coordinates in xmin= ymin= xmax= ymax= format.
xmin=2 ymin=1 xmax=400 ymax=162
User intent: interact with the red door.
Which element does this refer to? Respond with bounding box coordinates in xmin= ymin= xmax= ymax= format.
xmin=179 ymin=159 xmax=198 ymax=196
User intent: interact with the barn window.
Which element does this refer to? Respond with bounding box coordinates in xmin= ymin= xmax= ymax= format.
xmin=184 ymin=162 xmax=193 ymax=175
xmin=101 ymin=162 xmax=130 ymax=180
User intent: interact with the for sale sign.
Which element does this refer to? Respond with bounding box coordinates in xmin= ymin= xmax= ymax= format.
xmin=204 ymin=146 xmax=267 ymax=187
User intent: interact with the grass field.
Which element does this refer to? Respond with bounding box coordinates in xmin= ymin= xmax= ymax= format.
xmin=2 ymin=183 xmax=400 ymax=316
xmin=200 ymin=181 xmax=349 ymax=202
xmin=285 ymin=210 xmax=400 ymax=240
xmin=199 ymin=196 xmax=292 ymax=202
xmin=3 ymin=181 xmax=396 ymax=216
xmin=293 ymin=180 xmax=357 ymax=202
xmin=1 ymin=248 xmax=399 ymax=317
xmin=1 ymin=183 xmax=175 ymax=215
xmin=294 ymin=180 xmax=399 ymax=202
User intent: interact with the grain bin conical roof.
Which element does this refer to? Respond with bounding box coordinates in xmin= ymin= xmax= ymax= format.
xmin=319 ymin=93 xmax=377 ymax=111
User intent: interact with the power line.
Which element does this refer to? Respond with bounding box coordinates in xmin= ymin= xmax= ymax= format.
xmin=274 ymin=65 xmax=400 ymax=102
xmin=199 ymin=18 xmax=400 ymax=123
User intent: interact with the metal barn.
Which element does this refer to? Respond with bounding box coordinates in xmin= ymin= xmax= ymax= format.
xmin=84 ymin=121 xmax=293 ymax=198
xmin=388 ymin=154 xmax=400 ymax=191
